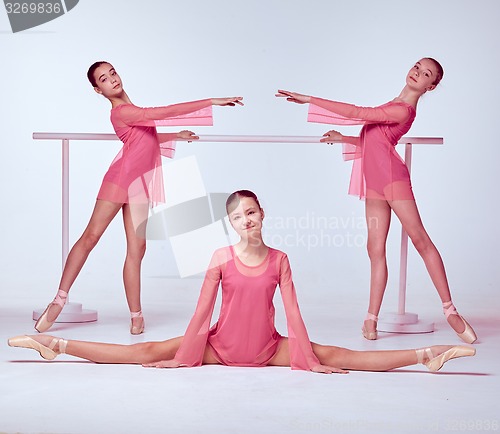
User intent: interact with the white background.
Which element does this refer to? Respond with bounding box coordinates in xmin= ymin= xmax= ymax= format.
xmin=0 ymin=0 xmax=499 ymax=313
xmin=1 ymin=3 xmax=499 ymax=434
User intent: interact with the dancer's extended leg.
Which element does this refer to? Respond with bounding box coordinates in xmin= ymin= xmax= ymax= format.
xmin=122 ymin=203 xmax=148 ymax=334
xmin=11 ymin=334 xmax=181 ymax=364
xmin=389 ymin=199 xmax=476 ymax=341
xmin=268 ymin=339 xmax=475 ymax=372
xmin=35 ymin=200 xmax=123 ymax=332
xmin=9 ymin=334 xmax=221 ymax=366
xmin=363 ymin=199 xmax=392 ymax=339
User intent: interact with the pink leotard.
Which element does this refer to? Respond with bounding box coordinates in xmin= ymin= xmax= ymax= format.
xmin=308 ymin=97 xmax=417 ymax=201
xmin=174 ymin=247 xmax=321 ymax=371
xmin=97 ymin=100 xmax=213 ymax=205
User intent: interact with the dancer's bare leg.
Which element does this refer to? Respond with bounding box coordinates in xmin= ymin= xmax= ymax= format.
xmin=69 ymin=338 xmax=181 ymax=364
xmin=389 ymin=199 xmax=464 ymax=333
xmin=268 ymin=339 xmax=455 ymax=371
xmin=29 ymin=335 xmax=219 ymax=365
xmin=122 ymin=203 xmax=147 ymax=330
xmin=312 ymin=343 xmax=424 ymax=371
xmin=364 ymin=199 xmax=392 ymax=334
xmin=42 ymin=200 xmax=123 ymax=323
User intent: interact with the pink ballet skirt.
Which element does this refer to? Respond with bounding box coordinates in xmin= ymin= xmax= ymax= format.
xmin=174 ymin=247 xmax=321 ymax=371
xmin=308 ymin=96 xmax=416 ymax=201
xmin=97 ymin=99 xmax=213 ymax=205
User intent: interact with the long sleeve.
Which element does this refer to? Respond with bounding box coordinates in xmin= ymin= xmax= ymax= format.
xmin=156 ymin=133 xmax=178 ymax=159
xmin=113 ymin=100 xmax=213 ymax=159
xmin=174 ymin=252 xmax=222 ymax=366
xmin=308 ymin=96 xmax=412 ymax=125
xmin=278 ymin=254 xmax=320 ymax=371
xmin=118 ymin=99 xmax=213 ymax=127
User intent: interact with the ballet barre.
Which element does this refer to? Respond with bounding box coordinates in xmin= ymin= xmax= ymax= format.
xmin=32 ymin=132 xmax=443 ymax=332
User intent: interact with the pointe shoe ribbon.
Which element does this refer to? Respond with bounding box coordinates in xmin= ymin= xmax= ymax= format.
xmin=362 ymin=312 xmax=378 ymax=340
xmin=417 ymin=345 xmax=476 ymax=372
xmin=443 ymin=301 xmax=477 ymax=344
xmin=34 ymin=290 xmax=68 ymax=333
xmin=8 ymin=335 xmax=67 ymax=360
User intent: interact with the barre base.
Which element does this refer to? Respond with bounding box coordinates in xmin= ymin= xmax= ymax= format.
xmin=32 ymin=302 xmax=98 ymax=324
xmin=377 ymin=312 xmax=434 ymax=334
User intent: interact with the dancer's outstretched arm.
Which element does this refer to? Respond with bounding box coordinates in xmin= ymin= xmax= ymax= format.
xmin=118 ymin=97 xmax=243 ymax=127
xmin=211 ymin=97 xmax=244 ymax=106
xmin=276 ymin=90 xmax=410 ymax=123
xmin=275 ymin=90 xmax=359 ymax=146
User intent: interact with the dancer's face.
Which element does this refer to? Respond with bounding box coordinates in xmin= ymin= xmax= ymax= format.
xmin=92 ymin=63 xmax=123 ymax=98
xmin=228 ymin=197 xmax=265 ymax=239
xmin=405 ymin=58 xmax=439 ymax=93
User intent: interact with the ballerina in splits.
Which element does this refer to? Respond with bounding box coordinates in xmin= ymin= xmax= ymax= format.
xmin=276 ymin=58 xmax=476 ymax=343
xmin=11 ymin=190 xmax=475 ymax=374
xmin=35 ymin=61 xmax=243 ymax=335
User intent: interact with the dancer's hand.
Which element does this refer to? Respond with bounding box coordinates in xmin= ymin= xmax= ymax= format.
xmin=320 ymin=129 xmax=343 ymax=144
xmin=211 ymin=97 xmax=244 ymax=106
xmin=176 ymin=130 xmax=199 ymax=142
xmin=312 ymin=364 xmax=349 ymax=374
xmin=275 ymin=89 xmax=311 ymax=104
xmin=142 ymin=359 xmax=186 ymax=369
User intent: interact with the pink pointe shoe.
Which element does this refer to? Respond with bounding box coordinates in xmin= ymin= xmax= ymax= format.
xmin=442 ymin=301 xmax=477 ymax=344
xmin=130 ymin=311 xmax=145 ymax=335
xmin=416 ymin=345 xmax=476 ymax=372
xmin=362 ymin=312 xmax=378 ymax=340
xmin=34 ymin=290 xmax=68 ymax=333
xmin=8 ymin=335 xmax=68 ymax=360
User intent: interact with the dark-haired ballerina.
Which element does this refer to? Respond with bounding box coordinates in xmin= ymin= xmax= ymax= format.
xmin=277 ymin=58 xmax=476 ymax=343
xmin=35 ymin=61 xmax=243 ymax=335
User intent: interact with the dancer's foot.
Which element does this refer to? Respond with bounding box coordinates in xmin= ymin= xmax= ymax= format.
xmin=443 ymin=301 xmax=477 ymax=344
xmin=416 ymin=345 xmax=476 ymax=372
xmin=34 ymin=290 xmax=68 ymax=333
xmin=362 ymin=312 xmax=378 ymax=340
xmin=130 ymin=311 xmax=145 ymax=335
xmin=8 ymin=334 xmax=68 ymax=360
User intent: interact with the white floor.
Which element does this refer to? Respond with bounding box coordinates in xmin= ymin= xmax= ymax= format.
xmin=1 ymin=278 xmax=498 ymax=434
